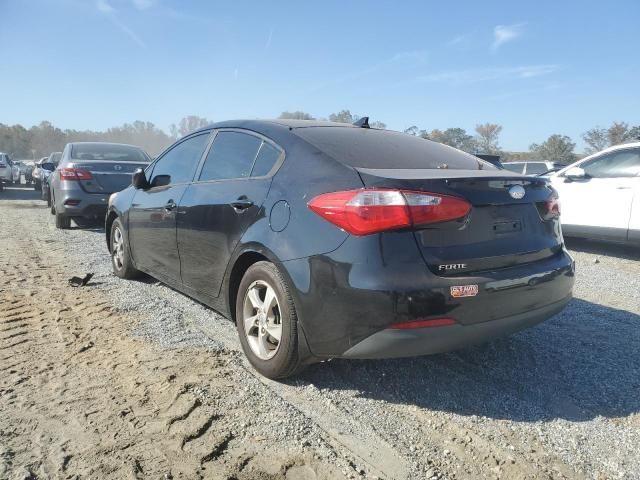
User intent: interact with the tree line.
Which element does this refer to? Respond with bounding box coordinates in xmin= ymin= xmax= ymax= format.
xmin=2 ymin=111 xmax=639 ymax=164
xmin=279 ymin=111 xmax=640 ymax=164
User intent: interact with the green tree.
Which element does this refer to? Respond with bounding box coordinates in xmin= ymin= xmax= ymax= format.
xmin=278 ymin=111 xmax=315 ymax=120
xmin=582 ymin=127 xmax=608 ymax=154
xmin=475 ymin=123 xmax=502 ymax=154
xmin=329 ymin=109 xmax=358 ymax=124
xmin=607 ymin=121 xmax=629 ymax=146
xmin=170 ymin=115 xmax=210 ymax=138
xmin=529 ymin=134 xmax=576 ymax=164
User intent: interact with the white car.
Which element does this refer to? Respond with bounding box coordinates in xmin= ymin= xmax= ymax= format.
xmin=503 ymin=161 xmax=565 ymax=176
xmin=549 ymin=142 xmax=640 ymax=244
xmin=0 ymin=152 xmax=21 ymax=187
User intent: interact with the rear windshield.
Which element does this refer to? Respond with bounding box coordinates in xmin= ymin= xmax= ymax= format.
xmin=70 ymin=144 xmax=149 ymax=162
xmin=293 ymin=127 xmax=494 ymax=170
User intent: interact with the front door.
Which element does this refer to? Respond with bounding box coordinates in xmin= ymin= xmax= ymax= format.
xmin=553 ymin=148 xmax=640 ymax=240
xmin=178 ymin=130 xmax=283 ymax=297
xmin=128 ymin=132 xmax=211 ymax=282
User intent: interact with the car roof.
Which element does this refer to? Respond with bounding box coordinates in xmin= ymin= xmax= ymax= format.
xmin=68 ymin=141 xmax=144 ymax=148
xmin=190 ymin=119 xmax=360 ymax=135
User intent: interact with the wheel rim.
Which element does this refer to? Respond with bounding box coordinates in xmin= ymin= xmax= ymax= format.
xmin=112 ymin=226 xmax=125 ymax=271
xmin=242 ymin=280 xmax=282 ymax=360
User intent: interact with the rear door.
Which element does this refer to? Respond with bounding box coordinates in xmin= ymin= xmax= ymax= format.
xmin=178 ymin=129 xmax=283 ymax=297
xmin=129 ymin=132 xmax=211 ymax=282
xmin=551 ymin=148 xmax=640 ymax=240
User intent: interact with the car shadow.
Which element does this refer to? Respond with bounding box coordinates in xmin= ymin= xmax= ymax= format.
xmin=0 ymin=184 xmax=46 ymax=202
xmin=292 ymin=299 xmax=640 ymax=423
xmin=565 ymin=237 xmax=640 ymax=261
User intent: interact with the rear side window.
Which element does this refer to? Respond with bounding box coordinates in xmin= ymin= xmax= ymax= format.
xmin=251 ymin=142 xmax=281 ymax=177
xmin=199 ymin=131 xmax=262 ymax=181
xmin=151 ymin=133 xmax=210 ymax=186
xmin=293 ymin=127 xmax=492 ymax=170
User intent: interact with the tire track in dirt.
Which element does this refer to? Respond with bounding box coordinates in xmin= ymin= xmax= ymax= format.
xmin=1 ymin=189 xmax=348 ymax=480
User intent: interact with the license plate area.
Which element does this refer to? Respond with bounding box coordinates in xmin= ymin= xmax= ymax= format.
xmin=493 ymin=220 xmax=522 ymax=234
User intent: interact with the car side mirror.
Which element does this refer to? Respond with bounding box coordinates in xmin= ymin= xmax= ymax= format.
xmin=132 ymin=168 xmax=150 ymax=189
xmin=564 ymin=167 xmax=588 ymax=181
xmin=151 ymin=175 xmax=171 ymax=188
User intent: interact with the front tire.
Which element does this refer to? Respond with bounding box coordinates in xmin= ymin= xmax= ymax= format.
xmin=236 ymin=261 xmax=303 ymax=379
xmin=110 ymin=218 xmax=140 ymax=279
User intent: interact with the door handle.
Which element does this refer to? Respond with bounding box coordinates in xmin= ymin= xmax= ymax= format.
xmin=616 ymin=186 xmax=631 ymax=190
xmin=230 ymin=197 xmax=254 ymax=212
xmin=164 ymin=200 xmax=177 ymax=211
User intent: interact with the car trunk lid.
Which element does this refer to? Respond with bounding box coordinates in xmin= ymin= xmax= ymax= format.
xmin=356 ymin=168 xmax=563 ymax=275
xmin=69 ymin=161 xmax=149 ymax=194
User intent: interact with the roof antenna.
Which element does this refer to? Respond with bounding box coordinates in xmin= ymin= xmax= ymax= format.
xmin=352 ymin=116 xmax=370 ymax=128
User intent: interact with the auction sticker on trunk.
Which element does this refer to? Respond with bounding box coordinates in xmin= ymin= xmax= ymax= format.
xmin=450 ymin=285 xmax=479 ymax=298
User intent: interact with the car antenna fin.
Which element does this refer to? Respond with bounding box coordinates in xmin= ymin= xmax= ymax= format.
xmin=352 ymin=116 xmax=370 ymax=128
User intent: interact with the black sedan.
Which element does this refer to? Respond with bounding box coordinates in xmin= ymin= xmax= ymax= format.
xmin=106 ymin=119 xmax=574 ymax=379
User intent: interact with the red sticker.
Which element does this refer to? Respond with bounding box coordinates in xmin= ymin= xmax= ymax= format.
xmin=450 ymin=285 xmax=479 ymax=298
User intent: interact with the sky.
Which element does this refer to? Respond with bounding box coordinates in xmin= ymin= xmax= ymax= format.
xmin=1 ymin=0 xmax=639 ymax=151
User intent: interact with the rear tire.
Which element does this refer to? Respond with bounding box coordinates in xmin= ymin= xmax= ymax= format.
xmin=55 ymin=212 xmax=71 ymax=229
xmin=236 ymin=261 xmax=303 ymax=379
xmin=110 ymin=218 xmax=141 ymax=279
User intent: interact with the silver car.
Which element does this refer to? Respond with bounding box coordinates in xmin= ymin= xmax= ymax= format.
xmin=0 ymin=152 xmax=21 ymax=187
xmin=50 ymin=142 xmax=151 ymax=229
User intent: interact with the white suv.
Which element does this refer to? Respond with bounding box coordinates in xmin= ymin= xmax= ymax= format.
xmin=0 ymin=153 xmax=21 ymax=189
xmin=549 ymin=143 xmax=640 ymax=244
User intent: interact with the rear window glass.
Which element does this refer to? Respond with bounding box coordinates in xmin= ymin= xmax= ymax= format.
xmin=71 ymin=144 xmax=149 ymax=162
xmin=502 ymin=163 xmax=525 ymax=173
xmin=525 ymin=163 xmax=548 ymax=175
xmin=293 ymin=127 xmax=493 ymax=170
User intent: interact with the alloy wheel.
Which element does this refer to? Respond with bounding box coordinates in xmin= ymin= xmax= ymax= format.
xmin=112 ymin=226 xmax=125 ymax=271
xmin=242 ymin=280 xmax=282 ymax=360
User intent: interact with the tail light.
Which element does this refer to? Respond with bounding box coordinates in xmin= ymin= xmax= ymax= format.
xmin=538 ymin=192 xmax=560 ymax=220
xmin=308 ymin=189 xmax=471 ymax=235
xmin=59 ymin=168 xmax=93 ymax=181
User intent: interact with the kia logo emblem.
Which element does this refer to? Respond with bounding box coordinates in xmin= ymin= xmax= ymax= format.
xmin=114 ymin=165 xmax=122 ymax=171
xmin=508 ymin=185 xmax=526 ymax=199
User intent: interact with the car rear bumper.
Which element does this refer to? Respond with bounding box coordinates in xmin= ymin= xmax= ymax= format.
xmin=341 ymin=295 xmax=571 ymax=358
xmin=282 ymin=233 xmax=575 ymax=358
xmin=56 ymin=192 xmax=110 ymax=218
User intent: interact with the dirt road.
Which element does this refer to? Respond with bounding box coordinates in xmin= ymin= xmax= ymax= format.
xmin=1 ymin=184 xmax=639 ymax=480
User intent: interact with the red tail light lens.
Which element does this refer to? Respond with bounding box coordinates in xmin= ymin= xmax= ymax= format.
xmin=546 ymin=193 xmax=560 ymax=217
xmin=390 ymin=318 xmax=457 ymax=330
xmin=308 ymin=189 xmax=471 ymax=235
xmin=59 ymin=168 xmax=93 ymax=181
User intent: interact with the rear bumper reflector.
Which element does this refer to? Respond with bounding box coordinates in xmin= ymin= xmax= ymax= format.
xmin=389 ymin=318 xmax=456 ymax=330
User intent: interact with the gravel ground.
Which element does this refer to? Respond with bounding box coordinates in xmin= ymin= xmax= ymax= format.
xmin=2 ymin=184 xmax=639 ymax=479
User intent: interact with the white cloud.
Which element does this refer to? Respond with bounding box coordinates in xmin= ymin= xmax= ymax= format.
xmin=492 ymin=23 xmax=526 ymax=50
xmin=131 ymin=0 xmax=155 ymax=9
xmin=265 ymin=28 xmax=274 ymax=51
xmin=96 ymin=0 xmax=114 ymax=14
xmin=95 ymin=0 xmax=146 ymax=48
xmin=416 ymin=64 xmax=558 ymax=84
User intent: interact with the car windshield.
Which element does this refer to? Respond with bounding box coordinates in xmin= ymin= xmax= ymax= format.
xmin=70 ymin=144 xmax=149 ymax=162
